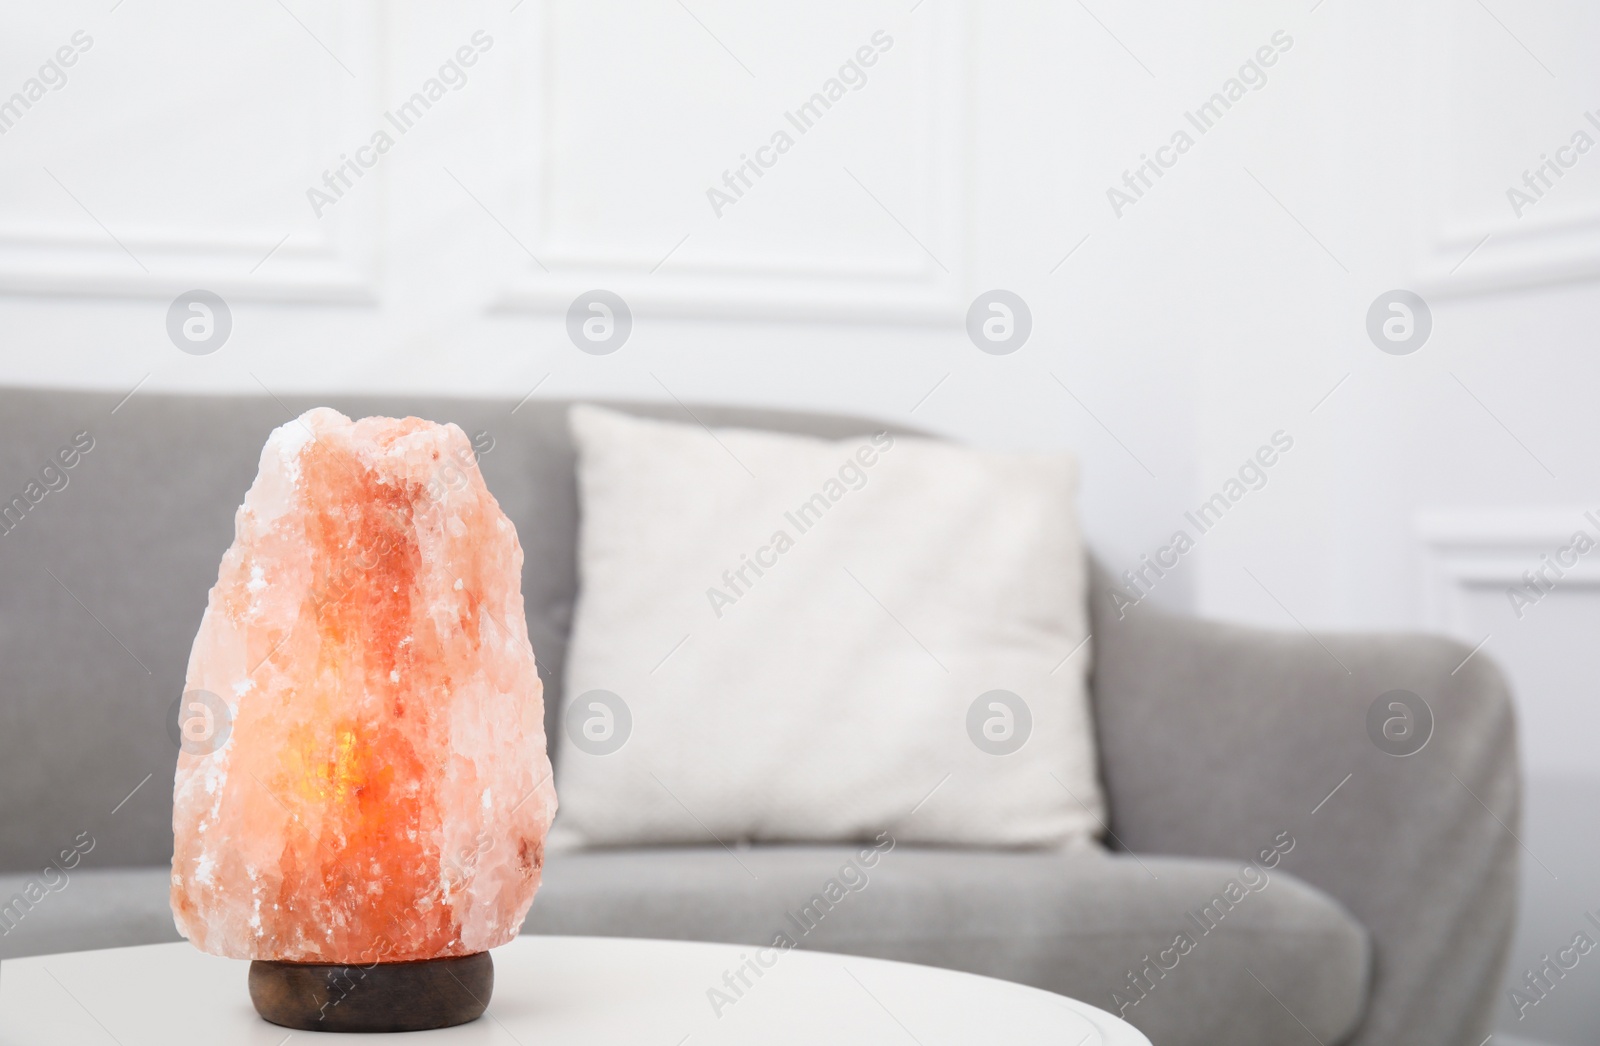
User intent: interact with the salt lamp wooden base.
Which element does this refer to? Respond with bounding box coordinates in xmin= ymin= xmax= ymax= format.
xmin=249 ymin=951 xmax=493 ymax=1032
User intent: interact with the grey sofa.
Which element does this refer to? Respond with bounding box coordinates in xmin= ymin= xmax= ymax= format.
xmin=0 ymin=388 xmax=1517 ymax=1046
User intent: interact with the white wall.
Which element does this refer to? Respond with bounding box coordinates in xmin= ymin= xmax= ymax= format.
xmin=2 ymin=0 xmax=1597 ymax=1039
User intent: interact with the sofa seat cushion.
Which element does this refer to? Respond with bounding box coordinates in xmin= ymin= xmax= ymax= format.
xmin=0 ymin=850 xmax=1369 ymax=1046
xmin=526 ymin=846 xmax=1370 ymax=1046
xmin=0 ymin=867 xmax=180 ymax=961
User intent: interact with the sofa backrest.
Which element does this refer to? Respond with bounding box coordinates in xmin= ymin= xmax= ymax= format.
xmin=0 ymin=388 xmax=964 ymax=871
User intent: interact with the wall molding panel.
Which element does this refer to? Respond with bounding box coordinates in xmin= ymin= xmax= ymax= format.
xmin=0 ymin=4 xmax=382 ymax=304
xmin=1412 ymin=0 xmax=1600 ymax=297
xmin=1415 ymin=508 xmax=1600 ymax=640
xmin=492 ymin=0 xmax=971 ymax=323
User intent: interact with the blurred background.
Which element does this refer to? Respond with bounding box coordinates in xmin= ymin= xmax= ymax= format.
xmin=1 ymin=1 xmax=1596 ymax=1041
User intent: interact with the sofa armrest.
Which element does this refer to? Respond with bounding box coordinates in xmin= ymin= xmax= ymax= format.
xmin=1089 ymin=570 xmax=1519 ymax=1046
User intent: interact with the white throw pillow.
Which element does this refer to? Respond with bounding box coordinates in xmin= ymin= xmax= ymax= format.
xmin=552 ymin=405 xmax=1104 ymax=850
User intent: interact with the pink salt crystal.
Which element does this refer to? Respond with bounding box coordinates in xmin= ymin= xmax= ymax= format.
xmin=170 ymin=408 xmax=557 ymax=963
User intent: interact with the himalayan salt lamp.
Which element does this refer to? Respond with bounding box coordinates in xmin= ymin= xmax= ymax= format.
xmin=170 ymin=408 xmax=557 ymax=1032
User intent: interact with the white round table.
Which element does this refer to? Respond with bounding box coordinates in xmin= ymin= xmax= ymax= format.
xmin=0 ymin=935 xmax=1150 ymax=1044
